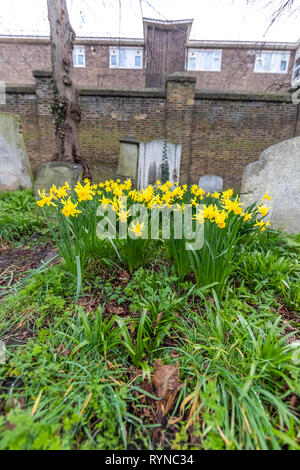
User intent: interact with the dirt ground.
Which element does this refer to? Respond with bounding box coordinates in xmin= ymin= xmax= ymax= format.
xmin=0 ymin=244 xmax=58 ymax=295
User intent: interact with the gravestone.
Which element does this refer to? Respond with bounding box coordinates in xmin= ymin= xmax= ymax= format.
xmin=0 ymin=113 xmax=33 ymax=192
xmin=240 ymin=136 xmax=300 ymax=234
xmin=198 ymin=174 xmax=223 ymax=193
xmin=138 ymin=140 xmax=181 ymax=189
xmin=117 ymin=136 xmax=139 ymax=184
xmin=34 ymin=162 xmax=83 ymax=197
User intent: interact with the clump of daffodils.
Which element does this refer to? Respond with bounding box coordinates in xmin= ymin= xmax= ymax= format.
xmin=36 ymin=179 xmax=271 ymax=231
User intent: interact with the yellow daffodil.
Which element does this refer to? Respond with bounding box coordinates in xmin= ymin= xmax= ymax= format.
xmin=111 ymin=197 xmax=120 ymax=213
xmin=61 ymin=197 xmax=82 ymax=218
xmin=118 ymin=209 xmax=131 ymax=223
xmin=258 ymin=205 xmax=270 ymax=217
xmin=242 ymin=212 xmax=252 ymax=222
xmin=223 ymin=197 xmax=243 ymax=215
xmin=129 ymin=221 xmax=145 ymax=238
xmin=214 ymin=209 xmax=227 ymax=228
xmin=36 ymin=190 xmax=56 ymax=208
xmin=194 ymin=209 xmax=205 ymax=224
xmin=49 ymin=184 xmax=57 ymax=195
xmin=75 ymin=181 xmax=95 ymax=202
xmin=56 ymin=186 xmax=69 ymax=199
xmin=100 ymin=196 xmax=110 ymax=209
xmin=262 ymin=191 xmax=272 ymax=201
xmin=254 ymin=219 xmax=270 ymax=231
xmin=222 ymin=189 xmax=233 ymax=199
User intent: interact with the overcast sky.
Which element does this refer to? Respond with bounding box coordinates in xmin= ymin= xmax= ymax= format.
xmin=0 ymin=0 xmax=299 ymax=42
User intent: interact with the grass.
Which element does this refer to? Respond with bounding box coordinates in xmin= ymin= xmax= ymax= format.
xmin=0 ymin=189 xmax=48 ymax=245
xmin=0 ymin=189 xmax=299 ymax=450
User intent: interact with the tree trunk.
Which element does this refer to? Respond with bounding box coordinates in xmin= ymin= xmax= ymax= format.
xmin=47 ymin=0 xmax=90 ymax=178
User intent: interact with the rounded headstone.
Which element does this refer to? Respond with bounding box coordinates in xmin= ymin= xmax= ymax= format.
xmin=0 ymin=113 xmax=33 ymax=192
xmin=240 ymin=136 xmax=300 ymax=234
xmin=198 ymin=174 xmax=223 ymax=193
xmin=34 ymin=162 xmax=83 ymax=197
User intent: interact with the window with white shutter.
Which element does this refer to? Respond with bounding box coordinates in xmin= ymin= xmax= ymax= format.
xmin=187 ymin=49 xmax=222 ymax=72
xmin=109 ymin=47 xmax=143 ymax=69
xmin=73 ymin=46 xmax=86 ymax=68
xmin=254 ymin=51 xmax=290 ymax=73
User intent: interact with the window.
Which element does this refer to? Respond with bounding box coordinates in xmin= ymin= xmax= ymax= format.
xmin=187 ymin=49 xmax=222 ymax=72
xmin=292 ymin=53 xmax=300 ymax=86
xmin=109 ymin=47 xmax=143 ymax=69
xmin=254 ymin=51 xmax=290 ymax=73
xmin=73 ymin=46 xmax=85 ymax=68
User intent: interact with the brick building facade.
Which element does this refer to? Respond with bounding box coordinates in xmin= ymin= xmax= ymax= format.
xmin=0 ymin=18 xmax=299 ymax=92
xmin=1 ymin=71 xmax=299 ymax=190
xmin=0 ymin=18 xmax=299 ymax=189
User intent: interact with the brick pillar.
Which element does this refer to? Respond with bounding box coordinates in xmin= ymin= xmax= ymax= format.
xmin=165 ymin=73 xmax=196 ymax=184
xmin=33 ymin=70 xmax=55 ymax=169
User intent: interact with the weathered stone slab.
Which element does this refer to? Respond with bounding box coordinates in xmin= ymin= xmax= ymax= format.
xmin=0 ymin=113 xmax=33 ymax=192
xmin=117 ymin=136 xmax=139 ymax=182
xmin=198 ymin=174 xmax=223 ymax=193
xmin=241 ymin=136 xmax=300 ymax=234
xmin=34 ymin=162 xmax=83 ymax=196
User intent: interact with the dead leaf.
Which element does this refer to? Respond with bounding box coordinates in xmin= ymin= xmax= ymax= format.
xmin=290 ymin=395 xmax=298 ymax=408
xmin=152 ymin=359 xmax=182 ymax=418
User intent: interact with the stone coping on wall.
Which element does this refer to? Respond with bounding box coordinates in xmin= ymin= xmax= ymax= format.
xmin=166 ymin=73 xmax=197 ymax=83
xmin=33 ymin=70 xmax=53 ymax=78
xmin=194 ymin=89 xmax=292 ymax=102
xmin=2 ymin=81 xmax=293 ymax=103
xmin=5 ymin=84 xmax=36 ymax=94
xmin=79 ymin=87 xmax=167 ymax=98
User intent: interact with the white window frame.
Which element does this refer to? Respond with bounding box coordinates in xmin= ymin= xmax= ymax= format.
xmin=292 ymin=50 xmax=300 ymax=86
xmin=187 ymin=49 xmax=222 ymax=72
xmin=73 ymin=46 xmax=86 ymax=68
xmin=254 ymin=51 xmax=290 ymax=74
xmin=109 ymin=47 xmax=143 ymax=69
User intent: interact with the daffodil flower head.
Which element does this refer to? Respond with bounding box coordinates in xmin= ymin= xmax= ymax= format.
xmin=242 ymin=212 xmax=252 ymax=222
xmin=36 ymin=189 xmax=57 ymax=208
xmin=61 ymin=197 xmax=82 ymax=218
xmin=75 ymin=181 xmax=95 ymax=202
xmin=257 ymin=204 xmax=270 ymax=218
xmin=262 ymin=191 xmax=272 ymax=201
xmin=118 ymin=209 xmax=131 ymax=223
xmin=56 ymin=185 xmax=69 ymax=199
xmin=129 ymin=221 xmax=145 ymax=238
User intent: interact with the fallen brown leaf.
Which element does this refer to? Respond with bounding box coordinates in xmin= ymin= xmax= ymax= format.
xmin=152 ymin=359 xmax=182 ymax=419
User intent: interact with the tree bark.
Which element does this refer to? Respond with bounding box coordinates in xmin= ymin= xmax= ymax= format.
xmin=47 ymin=0 xmax=90 ymax=178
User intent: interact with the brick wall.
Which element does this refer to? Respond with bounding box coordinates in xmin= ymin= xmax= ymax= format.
xmin=190 ymin=91 xmax=298 ymax=189
xmin=0 ymin=41 xmax=51 ymax=84
xmin=188 ymin=48 xmax=296 ymax=93
xmin=0 ymin=71 xmax=299 ymax=189
xmin=79 ymin=88 xmax=166 ymax=180
xmin=0 ymin=40 xmax=146 ymax=89
xmin=0 ymin=38 xmax=296 ymax=92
